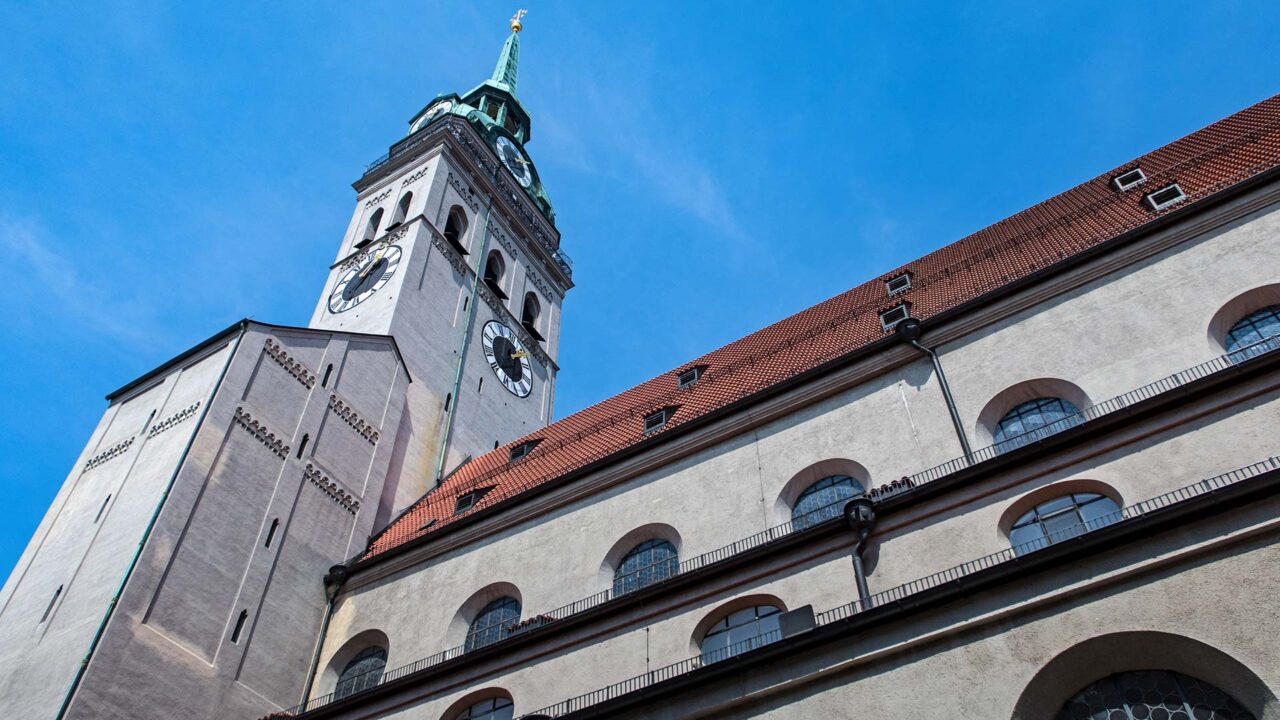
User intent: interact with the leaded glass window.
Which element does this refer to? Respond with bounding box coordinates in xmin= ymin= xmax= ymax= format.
xmin=334 ymin=646 xmax=386 ymax=699
xmin=1225 ymin=305 xmax=1280 ymax=361
xmin=465 ymin=597 xmax=520 ymax=651
xmin=993 ymin=397 xmax=1082 ymax=453
xmin=613 ymin=539 xmax=678 ymax=596
xmin=699 ymin=605 xmax=782 ymax=664
xmin=1058 ymin=670 xmax=1254 ymax=720
xmin=791 ymin=475 xmax=864 ymax=530
xmin=1009 ymin=492 xmax=1121 ymax=555
xmin=455 ymin=697 xmax=515 ymax=720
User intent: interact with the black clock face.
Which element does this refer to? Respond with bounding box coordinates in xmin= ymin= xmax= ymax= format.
xmin=481 ymin=321 xmax=533 ymax=397
xmin=328 ymin=245 xmax=402 ymax=313
xmin=495 ymin=135 xmax=533 ymax=188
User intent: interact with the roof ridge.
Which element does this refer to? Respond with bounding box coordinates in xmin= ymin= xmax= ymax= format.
xmin=364 ymin=92 xmax=1280 ymax=561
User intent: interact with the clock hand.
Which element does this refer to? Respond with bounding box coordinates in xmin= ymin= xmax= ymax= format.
xmin=509 ymin=350 xmax=529 ymax=360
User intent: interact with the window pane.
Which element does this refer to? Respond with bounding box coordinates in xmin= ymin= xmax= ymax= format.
xmin=613 ymin=539 xmax=678 ymax=596
xmin=700 ymin=605 xmax=782 ymax=663
xmin=994 ymin=397 xmax=1082 ymax=452
xmin=1077 ymin=495 xmax=1121 ymax=527
xmin=792 ymin=475 xmax=864 ymax=530
xmin=1009 ymin=523 xmax=1045 ymax=554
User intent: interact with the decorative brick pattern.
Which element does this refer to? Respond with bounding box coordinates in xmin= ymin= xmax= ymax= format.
xmin=232 ymin=406 xmax=289 ymax=459
xmin=304 ymin=463 xmax=360 ymax=514
xmin=84 ymin=438 xmax=134 ymax=471
xmin=263 ymin=338 xmax=317 ymax=389
xmin=327 ymin=395 xmax=380 ymax=445
xmin=147 ymin=401 xmax=202 ymax=439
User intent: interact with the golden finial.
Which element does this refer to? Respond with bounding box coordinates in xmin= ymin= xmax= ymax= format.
xmin=510 ymin=8 xmax=527 ymax=33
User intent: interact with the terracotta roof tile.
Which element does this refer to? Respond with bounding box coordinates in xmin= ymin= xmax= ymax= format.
xmin=364 ymin=93 xmax=1280 ymax=562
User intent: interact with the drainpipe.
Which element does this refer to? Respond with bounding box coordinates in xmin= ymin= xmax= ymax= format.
xmin=300 ymin=564 xmax=351 ymax=707
xmin=56 ymin=324 xmax=246 ymax=720
xmin=894 ymin=318 xmax=973 ymax=459
xmin=434 ymin=194 xmax=495 ymax=484
xmin=843 ymin=497 xmax=877 ymax=609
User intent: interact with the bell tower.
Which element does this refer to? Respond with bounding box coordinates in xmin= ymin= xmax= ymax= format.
xmin=308 ymin=12 xmax=573 ymax=518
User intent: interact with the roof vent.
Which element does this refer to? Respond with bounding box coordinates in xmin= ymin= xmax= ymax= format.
xmin=885 ymin=272 xmax=912 ymax=296
xmin=676 ymin=365 xmax=707 ymax=389
xmin=508 ymin=439 xmax=542 ymax=462
xmin=879 ymin=304 xmax=911 ymax=332
xmin=1111 ymin=167 xmax=1147 ymax=191
xmin=454 ymin=486 xmax=494 ymax=515
xmin=643 ymin=407 xmax=678 ymax=434
xmin=1145 ymin=183 xmax=1186 ymax=211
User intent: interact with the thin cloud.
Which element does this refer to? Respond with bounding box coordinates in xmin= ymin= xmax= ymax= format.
xmin=0 ymin=214 xmax=167 ymax=348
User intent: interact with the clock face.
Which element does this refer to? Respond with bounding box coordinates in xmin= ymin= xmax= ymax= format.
xmin=328 ymin=245 xmax=402 ymax=313
xmin=495 ymin=135 xmax=533 ymax=188
xmin=482 ymin=321 xmax=533 ymax=397
xmin=410 ymin=100 xmax=454 ymax=134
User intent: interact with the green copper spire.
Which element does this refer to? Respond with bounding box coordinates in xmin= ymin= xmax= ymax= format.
xmin=491 ymin=9 xmax=525 ymax=94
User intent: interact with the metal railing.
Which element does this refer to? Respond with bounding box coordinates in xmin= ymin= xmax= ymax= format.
xmin=893 ymin=333 xmax=1280 ymax=496
xmin=520 ymin=631 xmax=783 ymax=718
xmin=515 ymin=455 xmax=1280 ymax=718
xmin=282 ymin=335 xmax=1280 ymax=717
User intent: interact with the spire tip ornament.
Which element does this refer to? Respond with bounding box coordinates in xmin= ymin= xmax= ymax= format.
xmin=510 ymin=9 xmax=527 ymax=33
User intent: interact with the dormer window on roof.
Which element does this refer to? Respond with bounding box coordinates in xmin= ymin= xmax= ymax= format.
xmin=676 ymin=366 xmax=707 ymax=389
xmin=1145 ymin=183 xmax=1186 ymax=211
xmin=879 ymin=303 xmax=911 ymax=332
xmin=1112 ymin=167 xmax=1147 ymax=191
xmin=509 ymin=439 xmax=542 ymax=462
xmin=885 ymin=273 xmax=913 ymax=296
xmin=643 ymin=407 xmax=678 ymax=434
xmin=454 ymin=486 xmax=495 ymax=515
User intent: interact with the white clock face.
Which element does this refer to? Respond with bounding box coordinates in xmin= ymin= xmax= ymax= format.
xmin=328 ymin=245 xmax=402 ymax=313
xmin=495 ymin=135 xmax=533 ymax=188
xmin=411 ymin=100 xmax=454 ymax=134
xmin=482 ymin=321 xmax=533 ymax=397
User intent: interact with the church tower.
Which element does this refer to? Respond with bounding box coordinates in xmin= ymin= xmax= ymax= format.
xmin=309 ymin=10 xmax=572 ymax=517
xmin=0 ymin=16 xmax=567 ymax=720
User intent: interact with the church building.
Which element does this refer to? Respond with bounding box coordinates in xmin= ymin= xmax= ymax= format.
xmin=3 ymin=14 xmax=1280 ymax=720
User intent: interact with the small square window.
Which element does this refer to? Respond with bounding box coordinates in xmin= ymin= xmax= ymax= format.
xmin=1111 ymin=168 xmax=1146 ymax=191
xmin=509 ymin=439 xmax=541 ymax=462
xmin=643 ymin=407 xmax=676 ymax=434
xmin=676 ymin=366 xmax=706 ymax=389
xmin=1145 ymin=183 xmax=1186 ymax=211
xmin=879 ymin=304 xmax=911 ymax=332
xmin=885 ymin=273 xmax=912 ymax=296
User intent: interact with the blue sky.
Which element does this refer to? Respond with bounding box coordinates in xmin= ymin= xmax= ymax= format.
xmin=0 ymin=1 xmax=1276 ymax=578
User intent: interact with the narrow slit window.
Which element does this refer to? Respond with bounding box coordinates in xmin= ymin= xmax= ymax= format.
xmin=321 ymin=364 xmax=333 ymax=388
xmin=444 ymin=393 xmax=452 ymax=412
xmin=41 ymin=585 xmax=63 ymax=623
xmin=1112 ymin=167 xmax=1146 ymax=190
xmin=885 ymin=273 xmax=912 ymax=296
xmin=94 ymin=494 xmax=111 ymax=523
xmin=296 ymin=433 xmax=309 ymax=459
xmin=1145 ymin=183 xmax=1186 ymax=211
xmin=265 ymin=518 xmax=280 ymax=548
xmin=230 ymin=609 xmax=248 ymax=643
xmin=879 ymin=304 xmax=911 ymax=331
xmin=477 ymin=377 xmax=484 ymax=394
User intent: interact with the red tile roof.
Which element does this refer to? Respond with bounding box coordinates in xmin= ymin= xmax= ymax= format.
xmin=364 ymin=93 xmax=1280 ymax=563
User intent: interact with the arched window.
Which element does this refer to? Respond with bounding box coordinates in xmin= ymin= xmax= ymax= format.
xmin=699 ymin=605 xmax=782 ymax=663
xmin=390 ymin=192 xmax=413 ymax=228
xmin=453 ymin=697 xmax=515 ymax=720
xmin=613 ymin=539 xmax=678 ymax=596
xmin=1009 ymin=492 xmax=1121 ymax=555
xmin=791 ymin=475 xmax=864 ymax=530
xmin=359 ymin=208 xmax=384 ymax=248
xmin=1058 ymin=670 xmax=1255 ymax=720
xmin=465 ymin=597 xmax=520 ymax=651
xmin=993 ymin=397 xmax=1082 ymax=453
xmin=483 ymin=251 xmax=507 ymax=298
xmin=1225 ymin=304 xmax=1280 ymax=360
xmin=444 ymin=206 xmax=469 ymax=252
xmin=334 ymin=646 xmax=386 ymax=699
xmin=521 ymin=293 xmax=542 ymax=340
